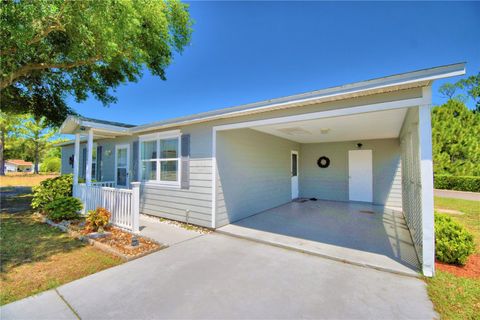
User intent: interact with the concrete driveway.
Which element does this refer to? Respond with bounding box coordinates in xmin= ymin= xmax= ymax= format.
xmin=2 ymin=233 xmax=436 ymax=319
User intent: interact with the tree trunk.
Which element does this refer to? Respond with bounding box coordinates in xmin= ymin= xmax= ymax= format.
xmin=0 ymin=128 xmax=5 ymax=176
xmin=34 ymin=141 xmax=39 ymax=174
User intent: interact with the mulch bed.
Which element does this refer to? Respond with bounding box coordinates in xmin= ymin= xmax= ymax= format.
xmin=435 ymin=254 xmax=480 ymax=279
xmin=40 ymin=215 xmax=165 ymax=261
xmin=92 ymin=227 xmax=163 ymax=258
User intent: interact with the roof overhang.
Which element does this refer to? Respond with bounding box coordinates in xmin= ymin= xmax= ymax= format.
xmin=59 ymin=116 xmax=132 ymax=139
xmin=130 ymin=62 xmax=466 ymax=134
xmin=57 ymin=62 xmax=466 ymax=142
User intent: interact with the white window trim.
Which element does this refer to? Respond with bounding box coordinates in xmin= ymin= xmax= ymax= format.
xmin=138 ymin=130 xmax=182 ymax=187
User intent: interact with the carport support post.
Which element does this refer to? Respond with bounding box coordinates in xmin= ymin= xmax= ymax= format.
xmin=419 ymin=87 xmax=435 ymax=277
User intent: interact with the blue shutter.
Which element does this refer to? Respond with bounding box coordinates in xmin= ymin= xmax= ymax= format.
xmin=81 ymin=147 xmax=87 ymax=179
xmin=181 ymin=134 xmax=190 ymax=189
xmin=96 ymin=145 xmax=102 ymax=181
xmin=132 ymin=140 xmax=139 ymax=182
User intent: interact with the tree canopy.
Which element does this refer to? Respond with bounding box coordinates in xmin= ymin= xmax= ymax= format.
xmin=432 ymin=97 xmax=480 ymax=176
xmin=0 ymin=0 xmax=192 ymax=126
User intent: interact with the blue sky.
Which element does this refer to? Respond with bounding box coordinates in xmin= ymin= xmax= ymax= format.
xmin=69 ymin=1 xmax=480 ymax=126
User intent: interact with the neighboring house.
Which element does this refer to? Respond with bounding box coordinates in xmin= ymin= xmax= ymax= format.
xmin=4 ymin=159 xmax=33 ymax=173
xmin=59 ymin=63 xmax=466 ymax=276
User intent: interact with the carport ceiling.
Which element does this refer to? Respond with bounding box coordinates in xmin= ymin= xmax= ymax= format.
xmin=252 ymin=108 xmax=408 ymax=143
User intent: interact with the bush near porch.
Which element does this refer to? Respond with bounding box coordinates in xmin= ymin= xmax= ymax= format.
xmin=434 ymin=214 xmax=475 ymax=265
xmin=31 ymin=174 xmax=73 ymax=211
xmin=434 ymin=175 xmax=480 ymax=193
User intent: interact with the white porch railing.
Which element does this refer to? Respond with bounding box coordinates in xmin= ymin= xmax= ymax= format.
xmin=91 ymin=181 xmax=115 ymax=187
xmin=73 ymin=182 xmax=140 ymax=233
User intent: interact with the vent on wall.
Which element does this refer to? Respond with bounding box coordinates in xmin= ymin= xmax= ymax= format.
xmin=277 ymin=127 xmax=311 ymax=135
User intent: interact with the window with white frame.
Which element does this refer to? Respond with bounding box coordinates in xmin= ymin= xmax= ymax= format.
xmin=140 ymin=132 xmax=181 ymax=185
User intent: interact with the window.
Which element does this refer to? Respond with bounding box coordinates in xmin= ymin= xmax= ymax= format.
xmin=140 ymin=132 xmax=181 ymax=185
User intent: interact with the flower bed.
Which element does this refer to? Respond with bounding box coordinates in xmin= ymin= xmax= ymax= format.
xmin=40 ymin=215 xmax=165 ymax=261
xmin=86 ymin=227 xmax=164 ymax=260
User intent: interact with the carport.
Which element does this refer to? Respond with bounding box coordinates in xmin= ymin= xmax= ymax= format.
xmin=212 ymin=84 xmax=437 ymax=276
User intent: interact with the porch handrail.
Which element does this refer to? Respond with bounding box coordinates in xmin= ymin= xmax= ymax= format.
xmin=91 ymin=181 xmax=115 ymax=187
xmin=73 ymin=182 xmax=140 ymax=233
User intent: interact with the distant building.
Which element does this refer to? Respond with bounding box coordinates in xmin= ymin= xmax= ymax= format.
xmin=4 ymin=159 xmax=34 ymax=173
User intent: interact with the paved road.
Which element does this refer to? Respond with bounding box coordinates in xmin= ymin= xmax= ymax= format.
xmin=1 ymin=233 xmax=436 ymax=319
xmin=434 ymin=189 xmax=480 ymax=201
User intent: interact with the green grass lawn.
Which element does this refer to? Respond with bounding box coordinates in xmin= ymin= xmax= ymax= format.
xmin=0 ymin=190 xmax=122 ymax=305
xmin=427 ymin=196 xmax=480 ymax=320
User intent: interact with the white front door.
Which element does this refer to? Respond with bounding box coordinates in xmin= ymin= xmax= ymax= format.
xmin=115 ymin=144 xmax=130 ymax=188
xmin=291 ymin=151 xmax=299 ymax=199
xmin=348 ymin=150 xmax=373 ymax=202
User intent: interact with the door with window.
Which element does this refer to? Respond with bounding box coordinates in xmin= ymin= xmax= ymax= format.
xmin=115 ymin=144 xmax=130 ymax=188
xmin=291 ymin=151 xmax=299 ymax=199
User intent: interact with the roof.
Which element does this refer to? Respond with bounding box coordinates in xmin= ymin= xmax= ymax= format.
xmin=6 ymin=159 xmax=33 ymax=166
xmin=77 ymin=116 xmax=135 ymax=128
xmin=59 ymin=62 xmax=466 ymax=139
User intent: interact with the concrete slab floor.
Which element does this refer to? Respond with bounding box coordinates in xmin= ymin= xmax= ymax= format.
xmin=3 ymin=233 xmax=436 ymax=319
xmin=139 ymin=214 xmax=204 ymax=246
xmin=218 ymin=200 xmax=420 ymax=277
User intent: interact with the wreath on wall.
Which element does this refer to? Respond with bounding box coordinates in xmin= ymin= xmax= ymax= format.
xmin=317 ymin=156 xmax=330 ymax=168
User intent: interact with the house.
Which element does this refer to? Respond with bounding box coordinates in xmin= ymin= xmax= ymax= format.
xmin=59 ymin=63 xmax=466 ymax=277
xmin=4 ymin=159 xmax=33 ymax=173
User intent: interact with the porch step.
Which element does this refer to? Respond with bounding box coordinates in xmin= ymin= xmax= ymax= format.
xmin=216 ymin=225 xmax=421 ymax=278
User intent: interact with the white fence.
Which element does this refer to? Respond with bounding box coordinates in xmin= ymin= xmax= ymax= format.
xmin=73 ymin=182 xmax=140 ymax=233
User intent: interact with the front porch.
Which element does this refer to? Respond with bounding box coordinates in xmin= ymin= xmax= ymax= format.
xmin=60 ymin=116 xmax=141 ymax=233
xmin=218 ymin=200 xmax=420 ymax=277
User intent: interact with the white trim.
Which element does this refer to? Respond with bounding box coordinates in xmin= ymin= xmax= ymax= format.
xmin=211 ymin=128 xmax=217 ymax=229
xmin=115 ymin=144 xmax=130 ymax=188
xmin=214 ymin=97 xmax=426 ymax=132
xmin=419 ymin=86 xmax=435 ymax=277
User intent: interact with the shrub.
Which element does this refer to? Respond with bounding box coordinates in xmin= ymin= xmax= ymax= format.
xmin=40 ymin=157 xmax=61 ymax=173
xmin=45 ymin=196 xmax=83 ymax=222
xmin=86 ymin=207 xmax=111 ymax=232
xmin=434 ymin=175 xmax=480 ymax=192
xmin=435 ymin=214 xmax=475 ymax=265
xmin=32 ymin=174 xmax=73 ymax=211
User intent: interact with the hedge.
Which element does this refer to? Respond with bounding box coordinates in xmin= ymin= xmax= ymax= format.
xmin=434 ymin=175 xmax=480 ymax=193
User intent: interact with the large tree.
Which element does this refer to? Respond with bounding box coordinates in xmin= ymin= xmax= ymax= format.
xmin=0 ymin=111 xmax=21 ymax=175
xmin=432 ymin=99 xmax=480 ymax=176
xmin=17 ymin=116 xmax=58 ymax=174
xmin=0 ymin=0 xmax=192 ymax=126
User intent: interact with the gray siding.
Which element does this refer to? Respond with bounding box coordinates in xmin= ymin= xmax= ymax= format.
xmin=61 ymin=88 xmax=420 ymax=227
xmin=216 ymin=128 xmax=300 ymax=226
xmin=299 ymin=138 xmax=402 ymax=208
